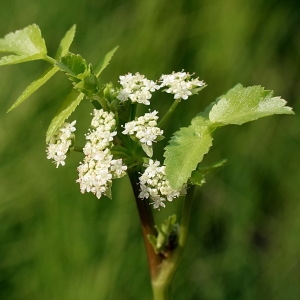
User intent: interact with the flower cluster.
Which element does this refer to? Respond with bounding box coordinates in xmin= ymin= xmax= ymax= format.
xmin=76 ymin=109 xmax=127 ymax=199
xmin=139 ymin=159 xmax=186 ymax=209
xmin=46 ymin=70 xmax=206 ymax=205
xmin=160 ymin=71 xmax=206 ymax=100
xmin=46 ymin=121 xmax=76 ymax=167
xmin=117 ymin=72 xmax=160 ymax=105
xmin=122 ymin=110 xmax=163 ymax=147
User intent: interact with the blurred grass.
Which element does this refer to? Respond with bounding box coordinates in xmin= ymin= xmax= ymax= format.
xmin=0 ymin=0 xmax=299 ymax=299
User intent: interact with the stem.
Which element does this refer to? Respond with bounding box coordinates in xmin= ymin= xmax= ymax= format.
xmin=158 ymin=99 xmax=181 ymax=128
xmin=128 ymin=170 xmax=195 ymax=300
xmin=91 ymin=96 xmax=110 ymax=111
xmin=179 ymin=185 xmax=195 ymax=247
xmin=128 ymin=171 xmax=163 ymax=279
xmin=91 ymin=100 xmax=102 ymax=110
xmin=152 ymin=281 xmax=171 ymax=300
xmin=44 ymin=55 xmax=57 ymax=65
xmin=130 ymin=103 xmax=137 ymax=121
xmin=151 ymin=186 xmax=195 ymax=300
xmin=72 ymin=146 xmax=83 ymax=153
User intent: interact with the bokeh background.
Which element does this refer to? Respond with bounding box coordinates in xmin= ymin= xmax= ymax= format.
xmin=0 ymin=0 xmax=299 ymax=299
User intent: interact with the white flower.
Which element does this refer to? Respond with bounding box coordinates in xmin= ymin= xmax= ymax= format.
xmin=138 ymin=159 xmax=186 ymax=209
xmin=46 ymin=120 xmax=76 ymax=167
xmin=77 ymin=109 xmax=127 ymax=199
xmin=122 ymin=110 xmax=163 ymax=148
xmin=159 ymin=70 xmax=206 ymax=100
xmin=77 ymin=148 xmax=127 ymax=199
xmin=117 ymin=72 xmax=160 ymax=105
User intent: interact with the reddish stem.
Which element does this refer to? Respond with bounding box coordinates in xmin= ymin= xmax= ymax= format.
xmin=128 ymin=171 xmax=163 ymax=279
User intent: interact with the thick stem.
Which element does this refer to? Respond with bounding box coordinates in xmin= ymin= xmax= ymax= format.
xmin=151 ymin=186 xmax=196 ymax=299
xmin=128 ymin=171 xmax=163 ymax=279
xmin=152 ymin=281 xmax=171 ymax=300
xmin=128 ymin=170 xmax=195 ymax=300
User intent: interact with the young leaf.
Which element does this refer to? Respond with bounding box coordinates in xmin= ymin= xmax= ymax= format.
xmin=95 ymin=46 xmax=119 ymax=77
xmin=209 ymin=84 xmax=294 ymax=126
xmin=46 ymin=90 xmax=84 ymax=143
xmin=164 ymin=124 xmax=213 ymax=189
xmin=189 ymin=170 xmax=206 ymax=186
xmin=0 ymin=24 xmax=47 ymax=65
xmin=57 ymin=53 xmax=99 ymax=96
xmin=55 ymin=25 xmax=76 ymax=59
xmin=7 ymin=66 xmax=59 ymax=112
xmin=58 ymin=53 xmax=88 ymax=79
xmin=147 ymin=215 xmax=179 ymax=255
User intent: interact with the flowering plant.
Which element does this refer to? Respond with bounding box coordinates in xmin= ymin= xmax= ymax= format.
xmin=0 ymin=24 xmax=294 ymax=299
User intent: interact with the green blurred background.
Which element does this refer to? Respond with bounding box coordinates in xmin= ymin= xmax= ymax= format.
xmin=0 ymin=0 xmax=299 ymax=299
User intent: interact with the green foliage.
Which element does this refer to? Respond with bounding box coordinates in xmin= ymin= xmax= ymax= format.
xmin=164 ymin=85 xmax=293 ymax=189
xmin=46 ymin=90 xmax=84 ymax=143
xmin=164 ymin=125 xmax=213 ymax=189
xmin=94 ymin=46 xmax=119 ymax=77
xmin=0 ymin=3 xmax=298 ymax=299
xmin=45 ymin=46 xmax=119 ymax=142
xmin=0 ymin=24 xmax=47 ymax=65
xmin=55 ymin=25 xmax=76 ymax=59
xmin=58 ymin=53 xmax=89 ymax=78
xmin=189 ymin=159 xmax=227 ymax=186
xmin=209 ymin=84 xmax=294 ymax=126
xmin=6 ymin=25 xmax=76 ymax=112
xmin=148 ymin=215 xmax=179 ymax=256
xmin=57 ymin=53 xmax=99 ymax=95
xmin=0 ymin=23 xmax=118 ymax=143
xmin=7 ymin=66 xmax=58 ymax=112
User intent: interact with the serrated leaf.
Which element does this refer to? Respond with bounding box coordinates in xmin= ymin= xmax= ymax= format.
xmin=209 ymin=84 xmax=294 ymax=126
xmin=57 ymin=53 xmax=100 ymax=96
xmin=55 ymin=25 xmax=76 ymax=59
xmin=58 ymin=53 xmax=88 ymax=78
xmin=95 ymin=46 xmax=119 ymax=77
xmin=3 ymin=25 xmax=75 ymax=112
xmin=7 ymin=66 xmax=59 ymax=112
xmin=164 ymin=124 xmax=213 ymax=189
xmin=46 ymin=90 xmax=84 ymax=143
xmin=0 ymin=24 xmax=47 ymax=65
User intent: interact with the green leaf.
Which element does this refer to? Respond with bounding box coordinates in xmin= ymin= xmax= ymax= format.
xmin=55 ymin=25 xmax=76 ymax=59
xmin=189 ymin=170 xmax=206 ymax=186
xmin=57 ymin=53 xmax=101 ymax=96
xmin=7 ymin=66 xmax=59 ymax=112
xmin=95 ymin=46 xmax=119 ymax=77
xmin=0 ymin=24 xmax=47 ymax=65
xmin=141 ymin=144 xmax=153 ymax=157
xmin=46 ymin=90 xmax=84 ymax=143
xmin=209 ymin=84 xmax=294 ymax=126
xmin=164 ymin=122 xmax=213 ymax=189
xmin=147 ymin=215 xmax=179 ymax=255
xmin=74 ymin=71 xmax=99 ymax=96
xmin=189 ymin=159 xmax=227 ymax=186
xmin=5 ymin=25 xmax=77 ymax=112
xmin=58 ymin=52 xmax=88 ymax=78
